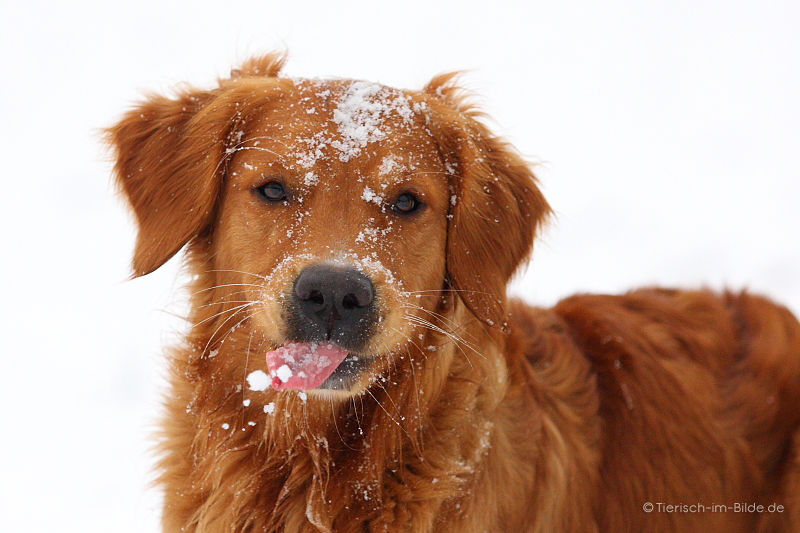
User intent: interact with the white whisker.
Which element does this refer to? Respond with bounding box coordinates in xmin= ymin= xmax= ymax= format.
xmin=198 ymin=300 xmax=258 ymax=309
xmin=330 ymin=397 xmax=357 ymax=451
xmin=403 ymin=314 xmax=484 ymax=369
xmin=201 ymin=305 xmax=257 ymax=356
xmin=404 ymin=314 xmax=480 ymax=354
xmin=242 ymin=330 xmax=254 ymax=407
xmin=405 ymin=288 xmax=502 ymax=299
xmin=194 ymin=302 xmax=258 ymax=327
xmin=191 ymin=283 xmax=264 ymax=297
xmin=400 ymin=302 xmax=473 ymax=340
xmin=364 ymin=387 xmax=412 ymax=441
xmin=203 ymin=269 xmax=269 ymax=281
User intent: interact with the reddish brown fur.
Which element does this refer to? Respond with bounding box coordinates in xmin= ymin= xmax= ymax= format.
xmin=108 ymin=54 xmax=800 ymax=532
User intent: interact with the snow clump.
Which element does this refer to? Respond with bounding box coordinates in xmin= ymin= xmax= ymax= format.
xmin=246 ymin=370 xmax=272 ymax=391
xmin=275 ymin=364 xmax=293 ymax=383
xmin=330 ymin=81 xmax=420 ymax=162
xmin=361 ymin=186 xmax=383 ymax=205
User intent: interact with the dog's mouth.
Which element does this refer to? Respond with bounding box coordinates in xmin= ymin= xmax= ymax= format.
xmin=265 ymin=342 xmax=371 ymax=391
xmin=317 ymin=354 xmax=372 ymax=390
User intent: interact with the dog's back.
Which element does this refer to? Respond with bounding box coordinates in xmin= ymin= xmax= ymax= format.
xmin=507 ymin=289 xmax=800 ymax=531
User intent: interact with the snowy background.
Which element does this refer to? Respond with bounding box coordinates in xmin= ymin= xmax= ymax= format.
xmin=1 ymin=1 xmax=798 ymax=531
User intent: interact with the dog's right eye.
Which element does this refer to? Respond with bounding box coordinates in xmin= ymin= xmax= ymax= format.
xmin=254 ymin=181 xmax=288 ymax=202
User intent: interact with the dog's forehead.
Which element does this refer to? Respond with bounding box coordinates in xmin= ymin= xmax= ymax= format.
xmin=241 ymin=78 xmax=442 ymax=176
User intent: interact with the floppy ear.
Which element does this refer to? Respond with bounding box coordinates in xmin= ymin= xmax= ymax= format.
xmin=106 ymin=89 xmax=224 ymax=276
xmin=106 ymin=54 xmax=287 ymax=277
xmin=424 ymin=75 xmax=551 ymax=332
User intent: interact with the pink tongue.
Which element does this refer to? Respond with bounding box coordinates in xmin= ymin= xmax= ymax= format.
xmin=265 ymin=342 xmax=349 ymax=391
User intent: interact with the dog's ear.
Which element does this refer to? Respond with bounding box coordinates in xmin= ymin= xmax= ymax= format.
xmin=106 ymin=89 xmax=222 ymax=276
xmin=106 ymin=54 xmax=287 ymax=277
xmin=424 ymin=74 xmax=551 ymax=332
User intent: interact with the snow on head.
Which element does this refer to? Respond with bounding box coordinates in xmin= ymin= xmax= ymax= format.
xmin=330 ymin=81 xmax=419 ymax=162
xmin=294 ymin=131 xmax=329 ymax=170
xmin=288 ymin=80 xmax=428 ymax=172
xmin=330 ymin=82 xmax=386 ymax=161
xmin=379 ymin=154 xmax=401 ymax=175
xmin=361 ymin=186 xmax=383 ymax=205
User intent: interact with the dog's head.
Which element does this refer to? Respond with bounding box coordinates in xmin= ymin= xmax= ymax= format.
xmin=108 ymin=54 xmax=549 ymax=397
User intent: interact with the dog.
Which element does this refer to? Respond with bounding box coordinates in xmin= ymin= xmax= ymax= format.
xmin=108 ymin=53 xmax=800 ymax=532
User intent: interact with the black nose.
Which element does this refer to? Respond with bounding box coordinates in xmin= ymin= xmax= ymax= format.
xmin=292 ymin=264 xmax=375 ymax=346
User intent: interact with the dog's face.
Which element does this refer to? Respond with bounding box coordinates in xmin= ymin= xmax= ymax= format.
xmin=108 ymin=55 xmax=549 ymax=398
xmin=216 ymin=79 xmax=451 ymax=393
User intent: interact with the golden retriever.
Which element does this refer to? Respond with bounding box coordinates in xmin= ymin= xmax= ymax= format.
xmin=108 ymin=53 xmax=800 ymax=532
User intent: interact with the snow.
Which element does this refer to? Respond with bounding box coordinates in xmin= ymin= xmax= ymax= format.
xmin=357 ymin=254 xmax=404 ymax=291
xmin=361 ymin=186 xmax=383 ymax=205
xmin=275 ymin=364 xmax=293 ymax=383
xmin=264 ymin=402 xmax=275 ymax=414
xmin=330 ymin=81 xmax=418 ymax=162
xmin=246 ymin=370 xmax=271 ymax=391
xmin=289 ymin=81 xmax=425 ymax=170
xmin=303 ymin=171 xmax=319 ymax=187
xmin=379 ymin=155 xmax=400 ymax=175
xmin=295 ymin=131 xmax=329 ymax=169
xmin=330 ymin=82 xmax=388 ymax=161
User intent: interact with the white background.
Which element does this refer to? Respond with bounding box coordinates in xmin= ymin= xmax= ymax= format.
xmin=1 ymin=1 xmax=798 ymax=531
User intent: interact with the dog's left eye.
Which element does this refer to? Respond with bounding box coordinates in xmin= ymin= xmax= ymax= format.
xmin=254 ymin=181 xmax=288 ymax=202
xmin=392 ymin=192 xmax=421 ymax=214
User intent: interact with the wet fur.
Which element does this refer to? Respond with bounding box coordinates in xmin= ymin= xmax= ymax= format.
xmin=108 ymin=54 xmax=800 ymax=532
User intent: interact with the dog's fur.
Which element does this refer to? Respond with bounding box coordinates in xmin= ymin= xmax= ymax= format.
xmin=108 ymin=54 xmax=800 ymax=532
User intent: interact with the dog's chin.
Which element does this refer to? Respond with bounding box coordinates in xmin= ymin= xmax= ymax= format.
xmin=316 ymin=354 xmax=373 ymax=391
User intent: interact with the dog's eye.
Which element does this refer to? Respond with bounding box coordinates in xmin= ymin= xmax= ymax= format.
xmin=254 ymin=181 xmax=287 ymax=202
xmin=392 ymin=192 xmax=420 ymax=214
